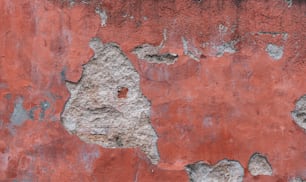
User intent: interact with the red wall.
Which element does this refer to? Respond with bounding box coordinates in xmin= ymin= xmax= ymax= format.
xmin=0 ymin=0 xmax=305 ymax=181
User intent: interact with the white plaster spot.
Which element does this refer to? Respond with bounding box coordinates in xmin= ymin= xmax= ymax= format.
xmin=95 ymin=8 xmax=108 ymax=27
xmin=265 ymin=44 xmax=284 ymax=60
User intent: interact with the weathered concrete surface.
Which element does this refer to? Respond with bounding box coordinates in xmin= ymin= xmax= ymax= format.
xmin=0 ymin=0 xmax=306 ymax=181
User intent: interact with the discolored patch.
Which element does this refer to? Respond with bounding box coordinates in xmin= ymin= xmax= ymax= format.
xmin=10 ymin=97 xmax=30 ymax=126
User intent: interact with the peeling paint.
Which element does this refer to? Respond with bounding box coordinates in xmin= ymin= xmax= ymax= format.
xmin=290 ymin=177 xmax=306 ymax=182
xmin=257 ymin=31 xmax=289 ymax=40
xmin=133 ymin=30 xmax=178 ymax=65
xmin=218 ymin=24 xmax=228 ymax=34
xmin=213 ymin=40 xmax=237 ymax=57
xmin=291 ymin=94 xmax=306 ymax=131
xmin=95 ymin=8 xmax=108 ymax=27
xmin=265 ymin=44 xmax=284 ymax=60
xmin=185 ymin=159 xmax=244 ymax=182
xmin=62 ymin=38 xmax=159 ymax=164
xmin=285 ymin=0 xmax=293 ymax=7
xmin=182 ymin=37 xmax=202 ymax=61
xmin=39 ymin=101 xmax=50 ymax=120
xmin=248 ymin=153 xmax=273 ymax=176
xmin=133 ymin=44 xmax=178 ymax=65
xmin=202 ymin=39 xmax=238 ymax=58
xmin=29 ymin=106 xmax=38 ymax=120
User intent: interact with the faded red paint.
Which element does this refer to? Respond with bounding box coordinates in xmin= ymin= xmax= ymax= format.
xmin=0 ymin=0 xmax=305 ymax=181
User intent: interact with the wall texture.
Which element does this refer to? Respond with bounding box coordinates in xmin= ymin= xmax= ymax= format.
xmin=0 ymin=0 xmax=305 ymax=181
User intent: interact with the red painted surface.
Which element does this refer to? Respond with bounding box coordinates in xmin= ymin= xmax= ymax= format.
xmin=0 ymin=0 xmax=305 ymax=181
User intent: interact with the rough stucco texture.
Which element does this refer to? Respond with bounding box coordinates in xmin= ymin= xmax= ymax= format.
xmin=0 ymin=0 xmax=305 ymax=181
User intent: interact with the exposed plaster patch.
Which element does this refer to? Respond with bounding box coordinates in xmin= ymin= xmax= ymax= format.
xmin=291 ymin=95 xmax=306 ymax=131
xmin=68 ymin=0 xmax=76 ymax=6
xmin=282 ymin=33 xmax=289 ymax=41
xmin=133 ymin=30 xmax=178 ymax=65
xmin=61 ymin=38 xmax=159 ymax=164
xmin=95 ymin=8 xmax=108 ymax=27
xmin=213 ymin=40 xmax=237 ymax=57
xmin=52 ymin=0 xmax=91 ymax=7
xmin=185 ymin=159 xmax=244 ymax=182
xmin=218 ymin=24 xmax=228 ymax=34
xmin=265 ymin=44 xmax=284 ymax=60
xmin=248 ymin=153 xmax=273 ymax=176
xmin=10 ymin=97 xmax=29 ymax=126
xmin=192 ymin=0 xmax=202 ymax=3
xmin=182 ymin=37 xmax=202 ymax=61
xmin=285 ymin=0 xmax=293 ymax=7
xmin=218 ymin=24 xmax=229 ymax=40
xmin=202 ymin=39 xmax=238 ymax=58
xmin=290 ymin=177 xmax=306 ymax=182
xmin=198 ymin=23 xmax=238 ymax=58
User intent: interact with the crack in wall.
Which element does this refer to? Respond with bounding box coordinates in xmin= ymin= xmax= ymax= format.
xmin=133 ymin=44 xmax=178 ymax=65
xmin=132 ymin=29 xmax=179 ymax=65
xmin=61 ymin=38 xmax=160 ymax=164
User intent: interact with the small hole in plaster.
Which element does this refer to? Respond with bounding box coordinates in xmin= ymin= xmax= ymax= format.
xmin=117 ymin=87 xmax=128 ymax=98
xmin=114 ymin=136 xmax=123 ymax=147
xmin=200 ymin=54 xmax=207 ymax=59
